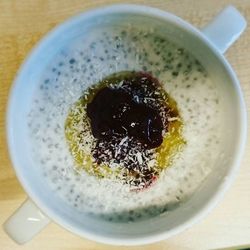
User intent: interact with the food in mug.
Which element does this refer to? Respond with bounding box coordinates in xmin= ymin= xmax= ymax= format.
xmin=28 ymin=23 xmax=222 ymax=222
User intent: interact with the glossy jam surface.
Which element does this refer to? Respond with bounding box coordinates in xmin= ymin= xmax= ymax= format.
xmin=87 ymin=74 xmax=164 ymax=149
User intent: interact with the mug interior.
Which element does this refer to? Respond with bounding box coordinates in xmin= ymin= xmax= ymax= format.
xmin=7 ymin=5 xmax=246 ymax=244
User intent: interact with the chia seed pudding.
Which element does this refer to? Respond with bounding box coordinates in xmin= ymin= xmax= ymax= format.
xmin=28 ymin=24 xmax=222 ymax=222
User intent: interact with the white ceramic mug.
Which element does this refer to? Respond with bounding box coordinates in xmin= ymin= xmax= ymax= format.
xmin=4 ymin=4 xmax=247 ymax=246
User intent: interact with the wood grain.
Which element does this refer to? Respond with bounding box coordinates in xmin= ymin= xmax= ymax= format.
xmin=1 ymin=1 xmax=250 ymax=249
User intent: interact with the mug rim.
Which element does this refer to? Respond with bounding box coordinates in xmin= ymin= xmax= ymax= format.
xmin=6 ymin=4 xmax=247 ymax=245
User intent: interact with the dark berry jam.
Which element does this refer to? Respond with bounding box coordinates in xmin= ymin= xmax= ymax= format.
xmin=87 ymin=86 xmax=163 ymax=149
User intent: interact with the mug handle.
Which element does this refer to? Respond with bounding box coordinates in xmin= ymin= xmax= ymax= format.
xmin=202 ymin=5 xmax=246 ymax=53
xmin=4 ymin=199 xmax=50 ymax=244
xmin=3 ymin=5 xmax=247 ymax=245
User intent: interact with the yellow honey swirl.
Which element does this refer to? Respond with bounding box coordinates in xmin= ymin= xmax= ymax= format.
xmin=65 ymin=71 xmax=186 ymax=182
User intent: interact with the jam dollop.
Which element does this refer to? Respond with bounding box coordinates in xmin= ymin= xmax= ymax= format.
xmin=87 ymin=85 xmax=163 ymax=149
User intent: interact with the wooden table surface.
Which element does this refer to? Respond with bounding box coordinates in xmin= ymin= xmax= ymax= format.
xmin=1 ymin=0 xmax=250 ymax=249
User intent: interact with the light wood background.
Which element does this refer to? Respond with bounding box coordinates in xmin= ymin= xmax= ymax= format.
xmin=1 ymin=1 xmax=250 ymax=249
